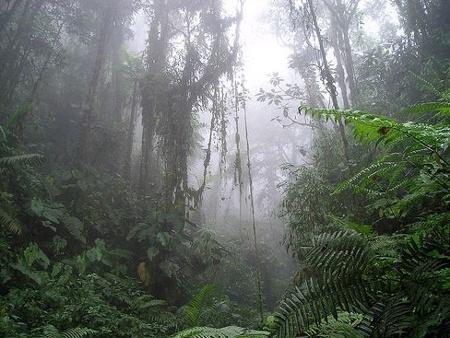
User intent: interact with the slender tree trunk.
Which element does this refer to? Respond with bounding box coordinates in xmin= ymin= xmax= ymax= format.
xmin=123 ymin=80 xmax=139 ymax=180
xmin=78 ymin=5 xmax=114 ymax=163
xmin=307 ymin=0 xmax=349 ymax=161
xmin=139 ymin=0 xmax=169 ymax=199
xmin=111 ymin=28 xmax=124 ymax=122
xmin=243 ymin=105 xmax=264 ymax=323
xmin=341 ymin=24 xmax=357 ymax=105
xmin=233 ymin=79 xmax=244 ymax=236
xmin=331 ymin=19 xmax=350 ymax=109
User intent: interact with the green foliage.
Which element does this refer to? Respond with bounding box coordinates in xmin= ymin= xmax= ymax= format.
xmin=1 ymin=260 xmax=179 ymax=337
xmin=305 ymin=312 xmax=365 ymax=338
xmin=38 ymin=325 xmax=96 ymax=338
xmin=275 ymin=228 xmax=450 ymax=337
xmin=184 ymin=285 xmax=218 ymax=328
xmin=173 ymin=326 xmax=269 ymax=338
xmin=0 ymin=208 xmax=23 ymax=234
xmin=300 ymin=106 xmax=450 ymax=149
xmin=275 ymin=101 xmax=450 ymax=337
xmin=0 ymin=154 xmax=44 ymax=167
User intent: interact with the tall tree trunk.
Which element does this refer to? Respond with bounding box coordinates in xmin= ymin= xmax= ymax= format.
xmin=78 ymin=5 xmax=114 ymax=163
xmin=111 ymin=28 xmax=124 ymax=123
xmin=123 ymin=80 xmax=139 ymax=180
xmin=306 ymin=0 xmax=349 ymax=161
xmin=331 ymin=18 xmax=350 ymax=109
xmin=139 ymin=0 xmax=169 ymax=198
xmin=341 ymin=23 xmax=357 ymax=105
xmin=243 ymin=104 xmax=264 ymax=323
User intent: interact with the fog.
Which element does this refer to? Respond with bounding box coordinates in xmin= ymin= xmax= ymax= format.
xmin=2 ymin=0 xmax=449 ymax=336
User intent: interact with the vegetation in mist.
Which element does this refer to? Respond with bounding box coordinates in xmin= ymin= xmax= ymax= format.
xmin=0 ymin=0 xmax=449 ymax=337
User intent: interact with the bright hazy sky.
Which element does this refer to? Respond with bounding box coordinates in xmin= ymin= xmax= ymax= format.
xmin=129 ymin=0 xmax=399 ymax=100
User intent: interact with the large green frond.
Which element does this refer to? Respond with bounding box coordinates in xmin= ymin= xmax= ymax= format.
xmin=173 ymin=326 xmax=269 ymax=338
xmin=0 ymin=154 xmax=44 ymax=167
xmin=185 ymin=284 xmax=217 ymax=327
xmin=0 ymin=208 xmax=23 ymax=234
xmin=40 ymin=325 xmax=96 ymax=338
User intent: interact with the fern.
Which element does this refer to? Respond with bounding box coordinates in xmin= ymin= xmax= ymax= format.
xmin=184 ymin=285 xmax=217 ymax=327
xmin=300 ymin=106 xmax=450 ymax=154
xmin=275 ymin=230 xmax=375 ymax=337
xmin=333 ymin=160 xmax=398 ymax=195
xmin=39 ymin=325 xmax=96 ymax=338
xmin=173 ymin=326 xmax=269 ymax=338
xmin=0 ymin=153 xmax=44 ymax=167
xmin=274 ymin=229 xmax=450 ymax=337
xmin=305 ymin=312 xmax=366 ymax=338
xmin=402 ymin=102 xmax=450 ymax=116
xmin=0 ymin=208 xmax=23 ymax=234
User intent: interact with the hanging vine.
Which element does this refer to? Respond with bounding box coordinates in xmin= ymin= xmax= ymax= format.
xmin=233 ymin=76 xmax=244 ymax=234
xmin=241 ymin=78 xmax=264 ymax=323
xmin=139 ymin=0 xmax=242 ymax=216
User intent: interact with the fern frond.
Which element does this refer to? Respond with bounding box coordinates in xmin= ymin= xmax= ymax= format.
xmin=0 ymin=208 xmax=23 ymax=234
xmin=275 ymin=231 xmax=377 ymax=337
xmin=307 ymin=230 xmax=371 ymax=278
xmin=60 ymin=327 xmax=97 ymax=338
xmin=305 ymin=312 xmax=366 ymax=338
xmin=0 ymin=153 xmax=44 ymax=167
xmin=40 ymin=325 xmax=96 ymax=338
xmin=173 ymin=326 xmax=269 ymax=338
xmin=275 ymin=277 xmax=372 ymax=337
xmin=367 ymin=298 xmax=413 ymax=337
xmin=333 ymin=161 xmax=398 ymax=194
xmin=300 ymin=107 xmax=450 ymax=153
xmin=185 ymin=284 xmax=217 ymax=327
xmin=402 ymin=102 xmax=450 ymax=116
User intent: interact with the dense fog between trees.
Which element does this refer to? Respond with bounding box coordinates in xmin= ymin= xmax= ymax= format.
xmin=0 ymin=0 xmax=449 ymax=337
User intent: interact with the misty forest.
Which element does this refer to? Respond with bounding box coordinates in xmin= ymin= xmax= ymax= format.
xmin=1 ymin=0 xmax=449 ymax=337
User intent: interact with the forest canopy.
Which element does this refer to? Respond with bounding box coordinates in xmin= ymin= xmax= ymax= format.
xmin=0 ymin=0 xmax=449 ymax=337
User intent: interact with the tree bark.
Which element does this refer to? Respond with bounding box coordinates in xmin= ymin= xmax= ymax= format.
xmin=123 ymin=80 xmax=139 ymax=180
xmin=307 ymin=0 xmax=350 ymax=161
xmin=331 ymin=17 xmax=350 ymax=109
xmin=78 ymin=4 xmax=114 ymax=163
